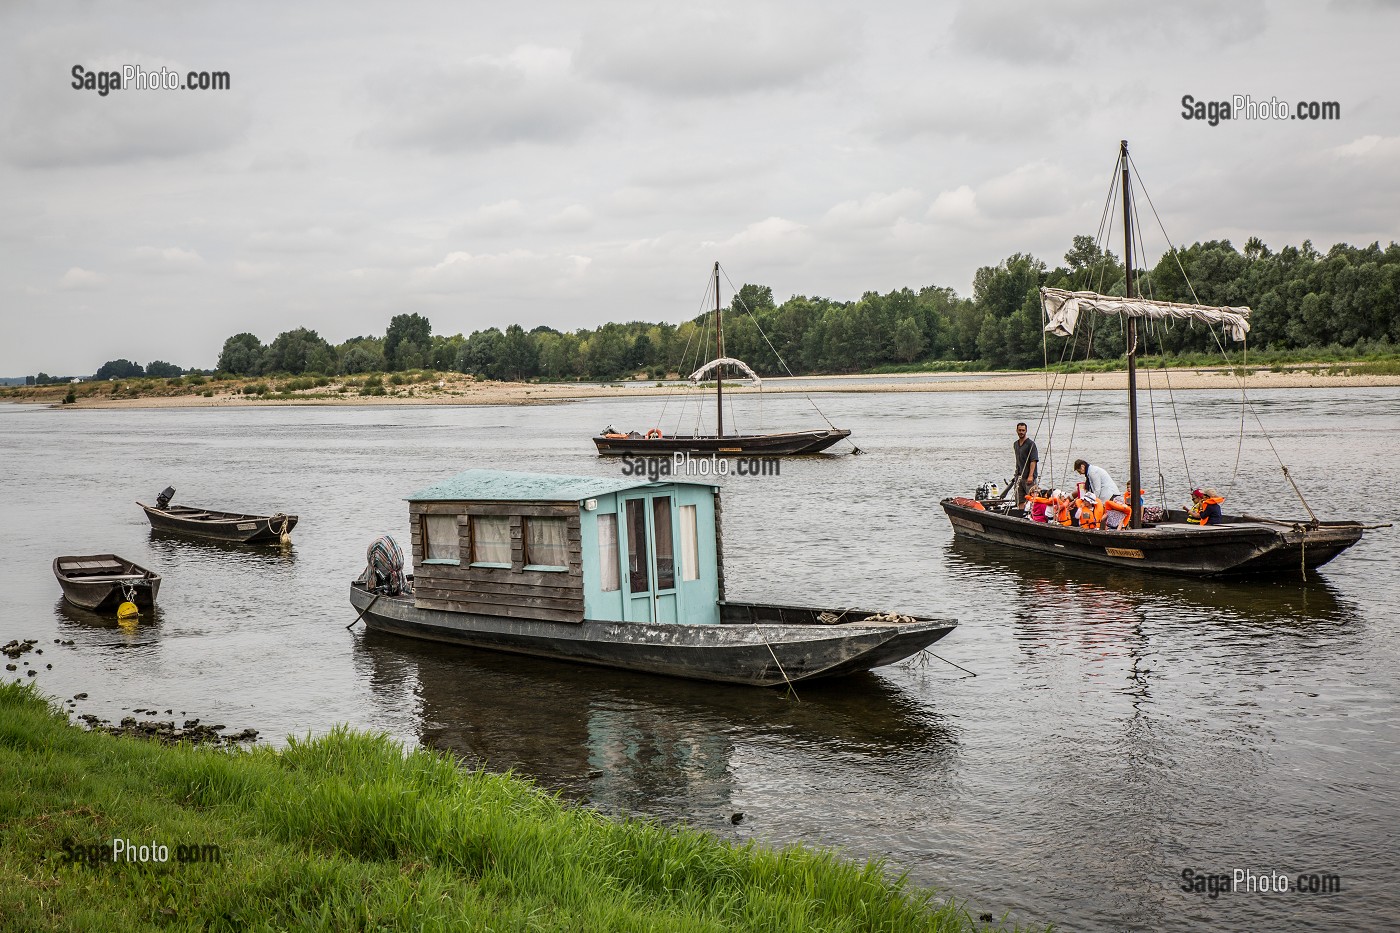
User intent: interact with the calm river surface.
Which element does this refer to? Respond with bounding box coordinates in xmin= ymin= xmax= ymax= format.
xmin=5 ymin=386 xmax=1397 ymax=932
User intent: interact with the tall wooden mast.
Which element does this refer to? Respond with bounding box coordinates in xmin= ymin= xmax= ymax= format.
xmin=714 ymin=260 xmax=724 ymax=437
xmin=1121 ymin=140 xmax=1143 ymax=529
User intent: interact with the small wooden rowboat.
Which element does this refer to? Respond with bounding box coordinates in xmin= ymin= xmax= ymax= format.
xmin=138 ymin=500 xmax=298 ymax=543
xmin=53 ymin=555 xmax=161 ymax=612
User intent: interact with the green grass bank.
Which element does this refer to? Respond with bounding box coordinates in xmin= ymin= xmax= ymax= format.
xmin=0 ymin=683 xmax=1032 ymax=931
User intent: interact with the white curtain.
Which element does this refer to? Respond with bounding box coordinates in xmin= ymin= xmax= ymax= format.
xmin=598 ymin=514 xmax=619 ymax=591
xmin=471 ymin=515 xmax=511 ymax=564
xmin=679 ymin=505 xmax=700 ymax=581
xmin=526 ymin=517 xmax=568 ymax=569
xmin=423 ymin=514 xmax=459 ymax=562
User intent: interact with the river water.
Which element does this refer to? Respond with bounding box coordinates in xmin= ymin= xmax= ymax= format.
xmin=4 ymin=386 xmax=1397 ymax=932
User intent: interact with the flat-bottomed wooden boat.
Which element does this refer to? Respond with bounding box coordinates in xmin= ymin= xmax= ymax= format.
xmin=138 ymin=486 xmax=297 ymax=543
xmin=53 ymin=554 xmax=161 ymax=612
xmin=351 ymin=469 xmax=954 ymax=686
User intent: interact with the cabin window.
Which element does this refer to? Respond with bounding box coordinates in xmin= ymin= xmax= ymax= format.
xmin=625 ymin=499 xmax=649 ymax=593
xmin=679 ymin=504 xmax=700 ymax=581
xmin=598 ymin=514 xmax=619 ymax=592
xmin=470 ymin=515 xmax=511 ymax=566
xmin=524 ymin=517 xmax=568 ymax=571
xmin=652 ymin=496 xmax=675 ymax=590
xmin=422 ymin=514 xmax=460 ymax=563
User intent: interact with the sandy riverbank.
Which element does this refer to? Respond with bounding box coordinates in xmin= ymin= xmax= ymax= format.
xmin=4 ymin=367 xmax=1398 ymax=410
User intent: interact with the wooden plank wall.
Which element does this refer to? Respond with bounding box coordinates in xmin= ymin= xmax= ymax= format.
xmin=409 ymin=501 xmax=584 ymax=623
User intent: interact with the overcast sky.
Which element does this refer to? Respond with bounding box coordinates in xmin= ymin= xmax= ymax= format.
xmin=3 ymin=0 xmax=1397 ymax=376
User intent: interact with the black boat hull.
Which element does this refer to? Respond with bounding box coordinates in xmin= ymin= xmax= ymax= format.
xmin=351 ymin=582 xmax=954 ymax=687
xmin=940 ymin=499 xmax=1364 ymax=578
xmin=138 ymin=503 xmax=298 ymax=543
xmin=593 ymin=429 xmax=851 ymax=456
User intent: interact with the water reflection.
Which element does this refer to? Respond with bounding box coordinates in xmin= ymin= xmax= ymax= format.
xmin=354 ymin=629 xmax=959 ymax=823
xmin=53 ymin=597 xmax=164 ymax=641
xmin=146 ymin=530 xmax=298 ymax=567
xmin=945 ymin=537 xmax=1355 ymax=629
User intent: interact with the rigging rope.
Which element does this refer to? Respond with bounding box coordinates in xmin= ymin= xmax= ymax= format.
xmin=1129 ymin=151 xmax=1313 ymax=516
xmin=718 ymin=265 xmax=848 ymax=438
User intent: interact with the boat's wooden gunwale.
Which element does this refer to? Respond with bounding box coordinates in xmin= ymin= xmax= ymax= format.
xmin=350 ymin=582 xmax=955 ymax=686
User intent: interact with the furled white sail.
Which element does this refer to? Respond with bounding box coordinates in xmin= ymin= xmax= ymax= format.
xmin=1041 ymin=287 xmax=1251 ymax=342
xmin=689 ymin=357 xmax=762 ymax=387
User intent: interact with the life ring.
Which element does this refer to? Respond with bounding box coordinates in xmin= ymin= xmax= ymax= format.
xmin=646 ymin=428 xmax=663 ymax=439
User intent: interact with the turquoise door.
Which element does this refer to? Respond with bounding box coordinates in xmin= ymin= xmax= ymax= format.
xmin=621 ymin=494 xmax=679 ymax=623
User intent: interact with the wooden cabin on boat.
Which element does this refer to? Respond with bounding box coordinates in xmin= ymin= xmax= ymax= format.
xmin=406 ymin=470 xmax=724 ymax=625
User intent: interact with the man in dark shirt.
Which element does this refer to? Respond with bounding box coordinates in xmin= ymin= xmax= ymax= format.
xmin=1013 ymin=422 xmax=1039 ymax=506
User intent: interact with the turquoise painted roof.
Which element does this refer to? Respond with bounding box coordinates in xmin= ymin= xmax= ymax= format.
xmin=407 ymin=468 xmax=709 ymax=503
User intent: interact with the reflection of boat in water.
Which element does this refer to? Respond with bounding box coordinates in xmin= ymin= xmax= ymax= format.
xmin=946 ymin=537 xmax=1352 ymax=627
xmin=352 ymin=469 xmax=955 ymax=686
xmin=147 ymin=529 xmax=297 ymax=567
xmin=53 ymin=596 xmax=165 ymax=630
xmin=356 ymin=628 xmax=958 ymax=816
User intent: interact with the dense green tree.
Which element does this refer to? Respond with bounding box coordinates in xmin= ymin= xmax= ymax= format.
xmin=218 ymin=334 xmax=264 ymax=375
xmin=262 ymin=328 xmax=334 ymax=375
xmin=494 ymin=324 xmax=539 ymax=381
xmin=145 ymin=360 xmax=183 ymax=378
xmin=95 ymin=359 xmax=144 ymax=380
xmin=384 ymin=313 xmax=433 ymax=371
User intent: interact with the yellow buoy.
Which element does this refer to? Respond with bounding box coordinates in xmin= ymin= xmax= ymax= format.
xmin=117 ymin=601 xmax=140 ymax=620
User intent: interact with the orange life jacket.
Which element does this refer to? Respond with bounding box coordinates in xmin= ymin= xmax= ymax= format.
xmin=1188 ymin=496 xmax=1225 ymax=525
xmin=1074 ymin=496 xmax=1104 ymax=530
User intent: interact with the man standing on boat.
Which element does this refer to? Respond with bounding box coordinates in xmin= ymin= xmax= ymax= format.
xmin=1013 ymin=423 xmax=1039 ymax=506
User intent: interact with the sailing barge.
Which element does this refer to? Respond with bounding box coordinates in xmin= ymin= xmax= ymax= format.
xmin=593 ymin=262 xmax=852 ymax=456
xmin=942 ymin=140 xmax=1368 ymax=577
xmin=351 ymin=469 xmax=954 ymax=685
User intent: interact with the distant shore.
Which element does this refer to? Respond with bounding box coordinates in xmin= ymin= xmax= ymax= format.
xmin=4 ymin=366 xmax=1398 ymax=410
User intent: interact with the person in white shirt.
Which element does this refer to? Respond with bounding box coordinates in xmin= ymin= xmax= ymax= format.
xmin=1073 ymin=459 xmax=1122 ymax=517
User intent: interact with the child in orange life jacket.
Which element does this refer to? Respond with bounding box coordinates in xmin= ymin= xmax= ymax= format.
xmin=1074 ymin=489 xmax=1105 ymax=530
xmin=1187 ymin=488 xmax=1225 ymax=525
xmin=1029 ymin=489 xmax=1073 ymax=525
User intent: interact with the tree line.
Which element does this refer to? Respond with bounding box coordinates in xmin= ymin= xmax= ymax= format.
xmin=66 ymin=234 xmax=1400 ymax=384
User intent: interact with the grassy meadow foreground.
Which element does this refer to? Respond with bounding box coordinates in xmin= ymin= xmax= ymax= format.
xmin=0 ymin=683 xmax=1025 ymax=931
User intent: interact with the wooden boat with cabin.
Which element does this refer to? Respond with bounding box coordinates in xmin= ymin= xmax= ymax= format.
xmin=138 ymin=486 xmax=298 ymax=543
xmin=350 ymin=469 xmax=955 ymax=686
xmin=592 ymin=262 xmax=852 ymax=457
xmin=53 ymin=554 xmax=161 ymax=612
xmin=941 ymin=141 xmax=1370 ymax=577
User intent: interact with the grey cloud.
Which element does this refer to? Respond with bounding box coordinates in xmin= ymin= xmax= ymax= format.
xmin=360 ymin=55 xmax=601 ymax=152
xmin=950 ymin=0 xmax=1267 ymax=65
xmin=577 ymin=6 xmax=853 ymax=98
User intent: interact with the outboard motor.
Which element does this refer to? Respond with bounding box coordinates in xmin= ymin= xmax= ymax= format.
xmin=974 ymin=481 xmax=1000 ymax=502
xmin=156 ymin=486 xmax=176 ymax=509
